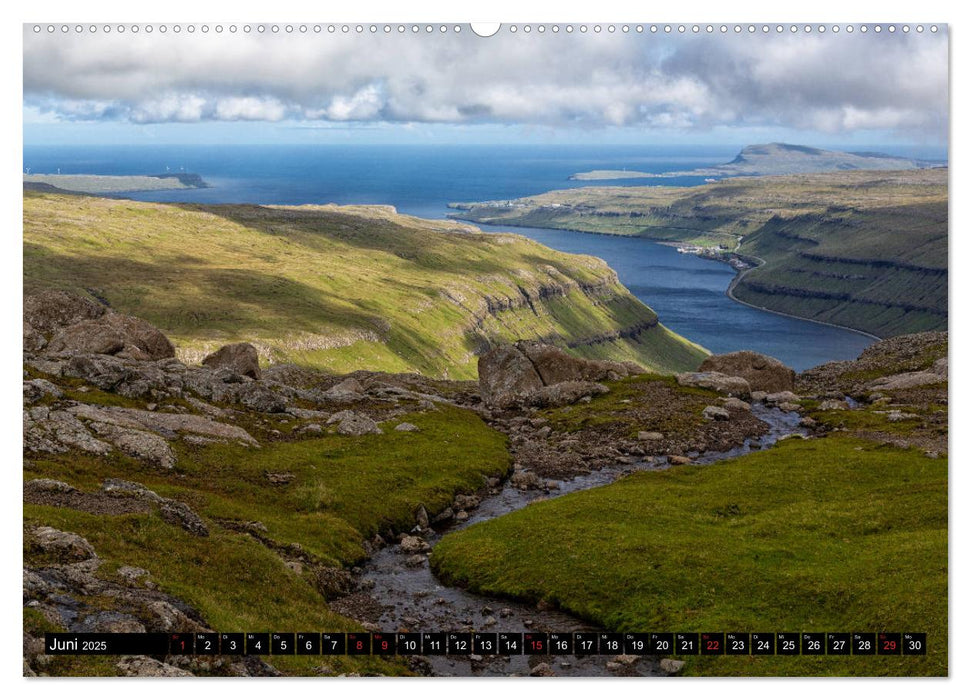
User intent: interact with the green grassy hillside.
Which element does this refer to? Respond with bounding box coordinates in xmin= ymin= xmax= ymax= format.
xmin=23 ymin=191 xmax=706 ymax=377
xmin=431 ymin=435 xmax=947 ymax=677
xmin=450 ymin=169 xmax=948 ymax=338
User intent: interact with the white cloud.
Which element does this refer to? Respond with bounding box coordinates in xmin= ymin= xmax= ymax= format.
xmin=22 ymin=27 xmax=948 ymax=139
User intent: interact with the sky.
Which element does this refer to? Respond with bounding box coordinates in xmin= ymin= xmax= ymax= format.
xmin=22 ymin=24 xmax=949 ymax=149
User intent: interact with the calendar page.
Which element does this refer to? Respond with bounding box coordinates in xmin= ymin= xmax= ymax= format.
xmin=22 ymin=19 xmax=948 ymax=681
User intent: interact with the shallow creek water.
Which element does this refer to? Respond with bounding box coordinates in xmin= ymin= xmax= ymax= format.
xmin=359 ymin=403 xmax=806 ymax=676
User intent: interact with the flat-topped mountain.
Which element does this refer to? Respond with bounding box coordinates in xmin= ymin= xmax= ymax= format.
xmin=569 ymin=142 xmax=939 ymax=180
xmin=23 ymin=172 xmax=209 ymax=194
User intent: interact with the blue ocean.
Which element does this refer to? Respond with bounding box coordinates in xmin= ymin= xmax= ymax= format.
xmin=23 ymin=143 xmax=898 ymax=370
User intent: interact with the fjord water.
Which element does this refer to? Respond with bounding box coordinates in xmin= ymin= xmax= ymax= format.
xmin=24 ymin=144 xmax=877 ymax=370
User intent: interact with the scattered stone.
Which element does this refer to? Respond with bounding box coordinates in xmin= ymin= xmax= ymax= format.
xmin=818 ymin=399 xmax=849 ymax=411
xmin=116 ymin=655 xmax=194 ymax=677
xmin=414 ymin=505 xmax=430 ymax=529
xmin=202 ymin=343 xmax=261 ymax=379
xmin=702 ymin=405 xmax=730 ymax=421
xmin=236 ymin=382 xmax=288 ymax=413
xmin=510 ymin=470 xmax=545 ymax=491
xmin=265 ymin=472 xmax=296 ymax=485
xmin=23 ymin=378 xmax=64 ymax=403
xmin=24 ymin=478 xmax=78 ymax=495
xmin=721 ymin=397 xmax=751 ymax=411
xmin=527 ymin=381 xmax=609 ymax=408
xmin=764 ymin=390 xmax=802 ymax=405
xmin=778 ymin=402 xmax=801 ymax=412
xmin=530 ymin=662 xmax=555 ymax=677
xmin=885 ymin=410 xmax=920 ymax=422
xmin=326 ymin=410 xmax=383 ymax=436
xmin=751 ymin=390 xmax=768 ymax=402
xmin=394 ymin=422 xmax=420 ymax=432
xmin=158 ymin=500 xmax=209 ymax=537
xmin=29 ymin=526 xmax=97 ymax=562
xmin=668 ymin=455 xmax=692 ymax=465
xmin=637 ymin=431 xmax=664 ymax=441
xmin=399 ymin=536 xmax=431 ymax=554
xmin=454 ymin=510 xmax=469 ymax=522
xmin=320 ymin=380 xmax=366 ymax=403
xmin=659 ymin=658 xmax=685 ymax=674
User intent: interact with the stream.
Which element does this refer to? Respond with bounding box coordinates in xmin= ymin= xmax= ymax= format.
xmin=358 ymin=403 xmax=806 ymax=676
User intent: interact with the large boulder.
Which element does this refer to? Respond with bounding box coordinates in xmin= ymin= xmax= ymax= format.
xmin=516 ymin=341 xmax=632 ymax=385
xmin=675 ymin=371 xmax=751 ymax=399
xmin=478 ymin=344 xmax=545 ymax=408
xmin=24 ymin=290 xmax=107 ymax=335
xmin=46 ymin=314 xmax=175 ymax=361
xmin=699 ymin=351 xmax=795 ymax=393
xmin=478 ymin=341 xmax=636 ymax=408
xmin=202 ymin=343 xmax=261 ymax=380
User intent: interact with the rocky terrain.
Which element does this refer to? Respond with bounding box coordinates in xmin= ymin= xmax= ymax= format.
xmin=23 ymin=289 xmax=947 ymax=677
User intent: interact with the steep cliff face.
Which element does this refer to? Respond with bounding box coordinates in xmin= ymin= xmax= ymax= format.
xmin=23 ymin=192 xmax=706 ymax=380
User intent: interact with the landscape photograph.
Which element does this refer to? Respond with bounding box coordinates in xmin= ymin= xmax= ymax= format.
xmin=21 ymin=22 xmax=948 ymax=679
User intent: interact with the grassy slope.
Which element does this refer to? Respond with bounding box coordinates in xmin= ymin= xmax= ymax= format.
xmin=430 ymin=435 xmax=947 ymax=676
xmin=450 ymin=169 xmax=948 ymax=338
xmin=23 ymin=191 xmax=705 ymax=377
xmin=25 ymin=403 xmax=510 ymax=676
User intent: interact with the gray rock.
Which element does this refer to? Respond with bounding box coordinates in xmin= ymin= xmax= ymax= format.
xmin=528 ymin=380 xmax=609 ymax=408
xmin=95 ymin=425 xmax=176 ymax=469
xmin=764 ymin=390 xmax=802 ymax=405
xmin=202 ymin=343 xmax=261 ymax=379
xmin=721 ymin=397 xmax=751 ymax=411
xmin=327 ymin=410 xmax=383 ymax=436
xmin=703 ymin=405 xmax=730 ymax=421
xmin=116 ymin=655 xmax=194 ymax=677
xmin=394 ymin=422 xmax=420 ymax=432
xmin=637 ymin=431 xmax=664 ymax=441
xmin=322 ymin=377 xmax=365 ymax=401
xmin=818 ymin=399 xmax=849 ymax=411
xmin=885 ymin=410 xmax=921 ymax=422
xmin=659 ymin=658 xmax=685 ymax=674
xmin=23 ymin=378 xmax=64 ymax=403
xmin=47 ymin=313 xmax=175 ymax=361
xmin=101 ymin=478 xmax=165 ymax=503
xmin=158 ymin=501 xmax=209 ymax=537
xmin=24 ymin=289 xmax=107 ymax=335
xmin=237 ymin=382 xmax=288 ymax=413
xmin=478 ymin=344 xmax=545 ymax=408
xmin=399 ymin=536 xmax=431 ymax=554
xmin=676 ymin=371 xmax=751 ymax=399
xmin=29 ymin=526 xmax=97 ymax=562
xmin=414 ymin=505 xmax=430 ymax=529
xmin=66 ymin=403 xmax=259 ymax=446
xmin=25 ymin=478 xmax=78 ymax=494
xmin=699 ymin=350 xmax=796 ymax=393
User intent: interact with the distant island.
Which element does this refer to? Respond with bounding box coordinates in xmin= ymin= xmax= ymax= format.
xmin=23 ymin=172 xmax=209 ymax=195
xmin=569 ymin=142 xmax=941 ymax=181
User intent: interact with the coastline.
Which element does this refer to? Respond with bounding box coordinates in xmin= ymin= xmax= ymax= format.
xmin=724 ymin=256 xmax=882 ymax=342
xmin=455 ymin=215 xmax=883 ymax=344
